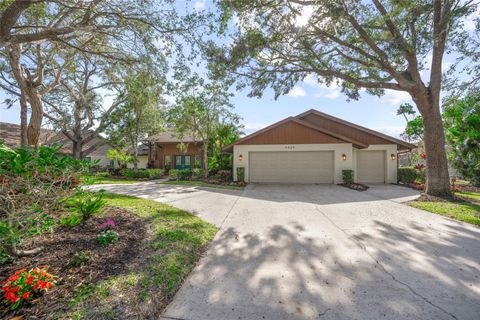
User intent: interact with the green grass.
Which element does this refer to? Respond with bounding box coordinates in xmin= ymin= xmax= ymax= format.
xmin=410 ymin=200 xmax=480 ymax=226
xmin=81 ymin=175 xmax=140 ymax=184
xmin=159 ymin=180 xmax=244 ymax=190
xmin=456 ymin=191 xmax=480 ymax=201
xmin=63 ymin=193 xmax=217 ymax=319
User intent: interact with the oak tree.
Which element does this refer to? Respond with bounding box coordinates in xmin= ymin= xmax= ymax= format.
xmin=209 ymin=0 xmax=478 ymax=197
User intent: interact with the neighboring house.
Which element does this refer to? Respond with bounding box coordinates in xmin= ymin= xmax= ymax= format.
xmin=0 ymin=122 xmax=112 ymax=166
xmin=224 ymin=109 xmax=415 ymax=184
xmin=126 ymin=144 xmax=149 ymax=169
xmin=147 ymin=130 xmax=204 ymax=171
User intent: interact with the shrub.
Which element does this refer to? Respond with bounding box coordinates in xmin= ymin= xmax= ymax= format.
xmin=0 ymin=143 xmax=88 ymax=257
xmin=398 ymin=167 xmax=418 ymax=184
xmin=71 ymin=190 xmax=105 ymax=220
xmin=69 ymin=251 xmax=92 ymax=267
xmin=97 ymin=230 xmax=119 ymax=245
xmin=2 ymin=266 xmax=56 ymax=310
xmin=146 ymin=169 xmax=164 ymax=179
xmin=120 ymin=168 xmax=149 ymax=179
xmin=191 ymin=168 xmax=204 ymax=180
xmin=236 ymin=167 xmax=245 ymax=182
xmin=217 ymin=170 xmax=233 ymax=182
xmin=168 ymin=169 xmax=192 ymax=180
xmin=59 ymin=212 xmax=82 ymax=227
xmin=342 ymin=170 xmax=354 ymax=185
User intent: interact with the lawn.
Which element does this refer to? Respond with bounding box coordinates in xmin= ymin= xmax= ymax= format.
xmin=159 ymin=180 xmax=245 ymax=190
xmin=409 ymin=200 xmax=480 ymax=226
xmin=63 ymin=193 xmax=217 ymax=319
xmin=81 ymin=175 xmax=141 ymax=184
xmin=456 ymin=191 xmax=480 ymax=201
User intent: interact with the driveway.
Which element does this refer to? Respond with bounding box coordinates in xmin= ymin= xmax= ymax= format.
xmin=92 ymin=182 xmax=480 ymax=320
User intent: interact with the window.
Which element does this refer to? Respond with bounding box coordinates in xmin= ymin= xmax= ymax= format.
xmin=165 ymin=155 xmax=172 ymax=170
xmin=195 ymin=154 xmax=201 ymax=167
xmin=184 ymin=155 xmax=191 ymax=166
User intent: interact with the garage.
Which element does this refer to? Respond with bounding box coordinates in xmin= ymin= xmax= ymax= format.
xmin=356 ymin=150 xmax=385 ymax=183
xmin=249 ymin=151 xmax=334 ymax=183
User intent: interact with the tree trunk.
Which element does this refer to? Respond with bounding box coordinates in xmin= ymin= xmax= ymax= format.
xmin=72 ymin=140 xmax=82 ymax=159
xmin=203 ymin=140 xmax=208 ymax=178
xmin=415 ymin=98 xmax=452 ymax=197
xmin=20 ymin=90 xmax=28 ymax=146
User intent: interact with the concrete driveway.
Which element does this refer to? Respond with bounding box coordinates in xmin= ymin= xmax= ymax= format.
xmin=93 ymin=182 xmax=480 ymax=320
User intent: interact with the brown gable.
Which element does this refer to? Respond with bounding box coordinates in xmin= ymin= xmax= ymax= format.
xmin=237 ymin=119 xmax=346 ymax=145
xmin=297 ymin=110 xmax=414 ymax=150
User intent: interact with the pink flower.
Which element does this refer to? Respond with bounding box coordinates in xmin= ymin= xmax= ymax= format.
xmin=99 ymin=219 xmax=116 ymax=230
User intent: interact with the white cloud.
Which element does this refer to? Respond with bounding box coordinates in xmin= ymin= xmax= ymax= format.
xmin=303 ymin=74 xmax=342 ymax=99
xmin=373 ymin=126 xmax=405 ymax=139
xmin=243 ymin=123 xmax=268 ymax=135
xmin=193 ymin=0 xmax=206 ymax=11
xmin=379 ymin=90 xmax=411 ymax=105
xmin=286 ymin=86 xmax=306 ymax=97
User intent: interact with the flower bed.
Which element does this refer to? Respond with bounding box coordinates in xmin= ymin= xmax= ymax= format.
xmin=340 ymin=183 xmax=369 ymax=192
xmin=0 ymin=207 xmax=147 ymax=318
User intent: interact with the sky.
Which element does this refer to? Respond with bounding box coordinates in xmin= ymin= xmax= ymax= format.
xmin=1 ymin=0 xmax=478 ymax=139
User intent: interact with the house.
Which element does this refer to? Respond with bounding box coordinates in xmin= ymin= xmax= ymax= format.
xmin=0 ymin=122 xmax=112 ymax=166
xmin=126 ymin=144 xmax=149 ymax=169
xmin=224 ymin=109 xmax=415 ymax=184
xmin=147 ymin=130 xmax=204 ymax=171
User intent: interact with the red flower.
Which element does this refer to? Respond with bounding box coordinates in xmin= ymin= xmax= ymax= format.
xmin=26 ymin=275 xmax=35 ymax=285
xmin=45 ymin=282 xmax=52 ymax=289
xmin=2 ymin=285 xmax=11 ymax=293
xmin=22 ymin=292 xmax=31 ymax=299
xmin=5 ymin=291 xmax=18 ymax=303
xmin=9 ymin=286 xmax=20 ymax=293
xmin=420 ymin=152 xmax=427 ymax=159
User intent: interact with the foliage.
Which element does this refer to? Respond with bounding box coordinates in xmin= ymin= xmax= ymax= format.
xmin=97 ymin=230 xmax=120 ymax=245
xmin=403 ymin=116 xmax=424 ymax=142
xmin=210 ymin=1 xmax=478 ymax=196
xmin=192 ymin=168 xmax=204 ymax=180
xmin=168 ymin=72 xmax=240 ymax=177
xmin=208 ymin=124 xmax=243 ymax=171
xmin=398 ymin=167 xmax=418 ymax=184
xmin=69 ymin=251 xmax=92 ymax=267
xmin=0 ymin=143 xmax=87 ymax=257
xmin=119 ymin=168 xmax=164 ymax=180
xmin=59 ymin=213 xmax=82 ymax=228
xmin=342 ymin=170 xmax=354 ymax=185
xmin=106 ymin=71 xmax=166 ymax=169
xmin=444 ymin=93 xmax=480 ymax=186
xmin=2 ymin=267 xmax=56 ymax=310
xmin=215 ymin=170 xmax=233 ymax=182
xmin=106 ymin=149 xmax=133 ymax=168
xmin=168 ymin=169 xmax=193 ymax=181
xmin=236 ymin=167 xmax=245 ymax=182
xmin=71 ymin=191 xmax=105 ymax=221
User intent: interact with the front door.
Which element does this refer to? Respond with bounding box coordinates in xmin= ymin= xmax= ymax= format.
xmin=175 ymin=155 xmax=191 ymax=170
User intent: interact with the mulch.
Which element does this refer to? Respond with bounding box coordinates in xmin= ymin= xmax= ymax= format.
xmin=339 ymin=182 xmax=369 ymax=191
xmin=0 ymin=207 xmax=150 ymax=319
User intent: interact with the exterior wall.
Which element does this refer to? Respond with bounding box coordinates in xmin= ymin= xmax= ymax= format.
xmin=89 ymin=154 xmax=111 ymax=167
xmin=126 ymin=155 xmax=149 ymax=169
xmin=299 ymin=113 xmax=395 ymax=146
xmin=353 ymin=145 xmax=397 ymax=183
xmin=233 ymin=143 xmax=398 ymax=184
xmin=150 ymin=142 xmax=204 ymax=170
xmin=233 ymin=144 xmax=353 ymax=184
xmin=237 ymin=121 xmax=345 ymax=145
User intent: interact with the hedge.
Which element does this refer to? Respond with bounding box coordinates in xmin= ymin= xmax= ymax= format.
xmin=342 ymin=170 xmax=354 ymax=185
xmin=398 ymin=167 xmax=418 ymax=184
xmin=119 ymin=168 xmax=164 ymax=179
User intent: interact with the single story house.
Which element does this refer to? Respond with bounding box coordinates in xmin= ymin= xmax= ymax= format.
xmin=224 ymin=109 xmax=414 ymax=184
xmin=0 ymin=122 xmax=112 ymax=167
xmin=147 ymin=130 xmax=205 ymax=171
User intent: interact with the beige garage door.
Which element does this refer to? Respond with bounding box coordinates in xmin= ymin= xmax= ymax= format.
xmin=357 ymin=151 xmax=385 ymax=183
xmin=249 ymin=151 xmax=334 ymax=183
